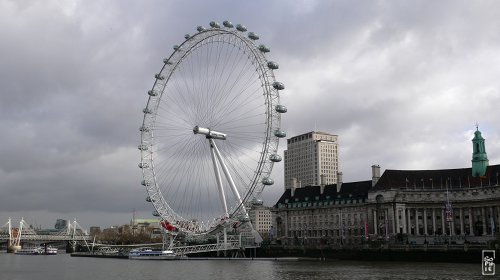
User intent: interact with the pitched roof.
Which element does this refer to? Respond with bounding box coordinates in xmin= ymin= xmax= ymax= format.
xmin=274 ymin=180 xmax=371 ymax=207
xmin=373 ymin=164 xmax=500 ymax=190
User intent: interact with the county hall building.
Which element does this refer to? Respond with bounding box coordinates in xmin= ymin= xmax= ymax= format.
xmin=272 ymin=128 xmax=500 ymax=245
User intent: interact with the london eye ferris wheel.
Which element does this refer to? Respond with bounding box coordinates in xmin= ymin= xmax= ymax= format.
xmin=139 ymin=21 xmax=287 ymax=236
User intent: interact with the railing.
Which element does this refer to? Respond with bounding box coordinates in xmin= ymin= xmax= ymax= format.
xmin=171 ymin=241 xmax=242 ymax=255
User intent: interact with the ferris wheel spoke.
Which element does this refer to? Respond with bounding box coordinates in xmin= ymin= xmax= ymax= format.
xmin=207 ymin=52 xmax=250 ymax=113
xmin=212 ymin=85 xmax=263 ymax=126
xmin=206 ymin=41 xmax=228 ymax=108
xmin=215 ymin=99 xmax=265 ymax=128
xmin=211 ymin=59 xmax=254 ymax=119
xmin=210 ymin=41 xmax=239 ymax=102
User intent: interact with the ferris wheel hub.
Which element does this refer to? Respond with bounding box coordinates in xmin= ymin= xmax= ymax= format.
xmin=193 ymin=126 xmax=227 ymax=140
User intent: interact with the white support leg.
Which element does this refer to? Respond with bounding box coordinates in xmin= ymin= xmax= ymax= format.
xmin=210 ymin=139 xmax=247 ymax=216
xmin=210 ymin=141 xmax=229 ymax=218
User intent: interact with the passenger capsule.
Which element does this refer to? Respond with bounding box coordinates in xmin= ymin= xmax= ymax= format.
xmin=236 ymin=24 xmax=247 ymax=32
xmin=222 ymin=20 xmax=234 ymax=28
xmin=139 ymin=125 xmax=150 ymax=132
xmin=209 ymin=21 xmax=220 ymax=28
xmin=184 ymin=34 xmax=190 ymax=39
xmin=275 ymin=104 xmax=287 ymax=113
xmin=155 ymin=73 xmax=165 ymax=80
xmin=274 ymin=130 xmax=286 ymax=138
xmin=163 ymin=58 xmax=173 ymax=65
xmin=148 ymin=90 xmax=158 ymax=96
xmin=173 ymin=45 xmax=181 ymax=51
xmin=238 ymin=214 xmax=250 ymax=223
xmin=138 ymin=162 xmax=149 ymax=169
xmin=267 ymin=61 xmax=279 ymax=70
xmin=152 ymin=211 xmax=160 ymax=217
xmin=248 ymin=32 xmax=259 ymax=40
xmin=262 ymin=177 xmax=274 ymax=185
xmin=196 ymin=26 xmax=205 ymax=32
xmin=269 ymin=154 xmax=282 ymax=162
xmin=141 ymin=180 xmax=151 ymax=186
xmin=258 ymin=45 xmax=270 ymax=53
xmin=138 ymin=144 xmax=148 ymax=151
xmin=146 ymin=196 xmax=152 ymax=202
xmin=272 ymin=81 xmax=285 ymax=90
xmin=143 ymin=108 xmax=153 ymax=114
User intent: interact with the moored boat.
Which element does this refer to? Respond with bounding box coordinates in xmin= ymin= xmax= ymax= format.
xmin=15 ymin=247 xmax=44 ymax=255
xmin=45 ymin=247 xmax=58 ymax=255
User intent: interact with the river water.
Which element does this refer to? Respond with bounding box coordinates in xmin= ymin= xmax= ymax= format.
xmin=0 ymin=253 xmax=488 ymax=280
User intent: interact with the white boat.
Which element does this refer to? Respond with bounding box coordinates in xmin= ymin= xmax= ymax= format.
xmin=15 ymin=247 xmax=44 ymax=255
xmin=128 ymin=247 xmax=181 ymax=260
xmin=45 ymin=247 xmax=58 ymax=255
xmin=15 ymin=246 xmax=58 ymax=255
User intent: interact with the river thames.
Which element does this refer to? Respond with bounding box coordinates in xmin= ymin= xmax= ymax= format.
xmin=0 ymin=253 xmax=487 ymax=280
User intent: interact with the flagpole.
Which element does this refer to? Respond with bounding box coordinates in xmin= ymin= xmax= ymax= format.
xmin=445 ymin=187 xmax=452 ymax=244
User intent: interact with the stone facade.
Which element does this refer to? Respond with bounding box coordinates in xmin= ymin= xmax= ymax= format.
xmin=367 ymin=165 xmax=500 ymax=244
xmin=272 ymin=165 xmax=500 ymax=245
xmin=272 ymin=181 xmax=371 ymax=245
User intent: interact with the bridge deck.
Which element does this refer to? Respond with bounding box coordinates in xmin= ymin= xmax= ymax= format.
xmin=0 ymin=234 xmax=90 ymax=242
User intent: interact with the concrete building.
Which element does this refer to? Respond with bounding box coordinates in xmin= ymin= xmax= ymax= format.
xmin=249 ymin=205 xmax=273 ymax=238
xmin=54 ymin=219 xmax=68 ymax=230
xmin=89 ymin=226 xmax=101 ymax=236
xmin=130 ymin=218 xmax=161 ymax=235
xmin=284 ymin=131 xmax=339 ymax=190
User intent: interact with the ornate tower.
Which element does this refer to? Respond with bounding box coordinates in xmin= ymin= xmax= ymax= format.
xmin=471 ymin=126 xmax=489 ymax=177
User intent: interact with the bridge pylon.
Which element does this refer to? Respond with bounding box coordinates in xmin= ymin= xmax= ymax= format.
xmin=4 ymin=218 xmax=21 ymax=253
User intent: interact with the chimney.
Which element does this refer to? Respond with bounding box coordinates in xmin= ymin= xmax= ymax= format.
xmin=372 ymin=164 xmax=380 ymax=187
xmin=320 ymin=174 xmax=326 ymax=194
xmin=291 ymin=177 xmax=297 ymax=197
xmin=336 ymin=172 xmax=343 ymax=192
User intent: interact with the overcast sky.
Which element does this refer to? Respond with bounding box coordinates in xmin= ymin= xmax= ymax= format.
xmin=1 ymin=0 xmax=500 ymax=229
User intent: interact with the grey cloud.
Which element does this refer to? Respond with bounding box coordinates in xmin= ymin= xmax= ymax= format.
xmin=1 ymin=0 xmax=500 ymax=228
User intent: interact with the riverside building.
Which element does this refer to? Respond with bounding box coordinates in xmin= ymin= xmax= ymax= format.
xmin=273 ymin=179 xmax=371 ymax=246
xmin=248 ymin=205 xmax=273 ymax=238
xmin=284 ymin=131 xmax=339 ymax=191
xmin=273 ymin=127 xmax=500 ymax=245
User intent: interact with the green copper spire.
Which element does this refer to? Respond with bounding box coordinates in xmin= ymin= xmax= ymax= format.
xmin=471 ymin=125 xmax=489 ymax=177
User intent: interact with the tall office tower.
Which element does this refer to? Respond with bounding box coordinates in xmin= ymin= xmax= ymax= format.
xmin=284 ymin=131 xmax=339 ymax=190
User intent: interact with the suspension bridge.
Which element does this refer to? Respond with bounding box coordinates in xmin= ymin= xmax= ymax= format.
xmin=0 ymin=218 xmax=91 ymax=252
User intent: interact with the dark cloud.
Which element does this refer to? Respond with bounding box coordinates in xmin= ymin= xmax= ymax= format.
xmin=1 ymin=0 xmax=500 ymax=228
